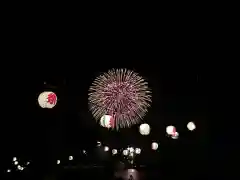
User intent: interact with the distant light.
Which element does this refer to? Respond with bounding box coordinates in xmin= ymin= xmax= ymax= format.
xmin=26 ymin=162 xmax=30 ymax=165
xmin=83 ymin=150 xmax=86 ymax=154
xmin=20 ymin=167 xmax=24 ymax=171
xmin=139 ymin=123 xmax=150 ymax=135
xmin=57 ymin=160 xmax=60 ymax=164
xmin=14 ymin=161 xmax=18 ymax=165
xmin=38 ymin=91 xmax=57 ymax=109
xmin=127 ymin=169 xmax=138 ymax=178
xmin=129 ymin=169 xmax=135 ymax=173
xmin=69 ymin=156 xmax=73 ymax=160
xmin=129 ymin=147 xmax=134 ymax=153
xmin=151 ymin=142 xmax=158 ymax=150
xmin=123 ymin=149 xmax=128 ymax=156
xmin=13 ymin=157 xmax=17 ymax=161
xmin=17 ymin=165 xmax=21 ymax=170
xmin=135 ymin=148 xmax=141 ymax=154
xmin=166 ymin=125 xmax=176 ymax=135
xmin=171 ymin=132 xmax=179 ymax=139
xmin=187 ymin=121 xmax=196 ymax=131
xmin=7 ymin=169 xmax=11 ymax=173
xmin=104 ymin=146 xmax=109 ymax=152
xmin=100 ymin=115 xmax=114 ymax=128
xmin=112 ymin=149 xmax=117 ymax=155
xmin=97 ymin=141 xmax=101 ymax=147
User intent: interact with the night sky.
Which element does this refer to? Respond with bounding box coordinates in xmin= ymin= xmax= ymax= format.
xmin=3 ymin=58 xmax=208 ymax=171
xmin=2 ymin=23 xmax=210 ymax=178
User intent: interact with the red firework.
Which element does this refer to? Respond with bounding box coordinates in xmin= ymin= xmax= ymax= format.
xmin=88 ymin=69 xmax=152 ymax=129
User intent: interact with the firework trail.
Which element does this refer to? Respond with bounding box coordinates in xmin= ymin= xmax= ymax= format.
xmin=88 ymin=69 xmax=152 ymax=129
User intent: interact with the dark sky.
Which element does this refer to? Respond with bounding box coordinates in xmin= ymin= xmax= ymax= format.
xmin=1 ymin=22 xmax=210 ymax=173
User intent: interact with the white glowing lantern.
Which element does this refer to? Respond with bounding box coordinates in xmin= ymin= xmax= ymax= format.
xmin=128 ymin=147 xmax=134 ymax=153
xmin=166 ymin=125 xmax=176 ymax=135
xmin=171 ymin=132 xmax=179 ymax=139
xmin=187 ymin=121 xmax=196 ymax=131
xmin=100 ymin=115 xmax=114 ymax=128
xmin=104 ymin=146 xmax=109 ymax=151
xmin=123 ymin=149 xmax=128 ymax=156
xmin=151 ymin=142 xmax=158 ymax=150
xmin=139 ymin=123 xmax=150 ymax=135
xmin=112 ymin=149 xmax=117 ymax=155
xmin=38 ymin=91 xmax=57 ymax=109
xmin=97 ymin=141 xmax=101 ymax=147
xmin=69 ymin=156 xmax=73 ymax=160
xmin=135 ymin=148 xmax=141 ymax=154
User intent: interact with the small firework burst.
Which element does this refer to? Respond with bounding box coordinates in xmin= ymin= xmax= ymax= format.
xmin=88 ymin=68 xmax=152 ymax=129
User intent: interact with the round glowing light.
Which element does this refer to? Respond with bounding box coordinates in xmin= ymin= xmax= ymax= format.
xmin=97 ymin=141 xmax=101 ymax=147
xmin=166 ymin=125 xmax=176 ymax=135
xmin=38 ymin=91 xmax=57 ymax=109
xmin=128 ymin=147 xmax=134 ymax=153
xmin=104 ymin=146 xmax=109 ymax=151
xmin=135 ymin=148 xmax=141 ymax=154
xmin=100 ymin=115 xmax=114 ymax=128
xmin=171 ymin=132 xmax=179 ymax=139
xmin=139 ymin=123 xmax=150 ymax=135
xmin=123 ymin=149 xmax=128 ymax=156
xmin=112 ymin=149 xmax=117 ymax=155
xmin=151 ymin=142 xmax=158 ymax=150
xmin=187 ymin=121 xmax=196 ymax=131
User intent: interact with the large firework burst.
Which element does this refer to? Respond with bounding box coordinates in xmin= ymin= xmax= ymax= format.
xmin=88 ymin=69 xmax=152 ymax=129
